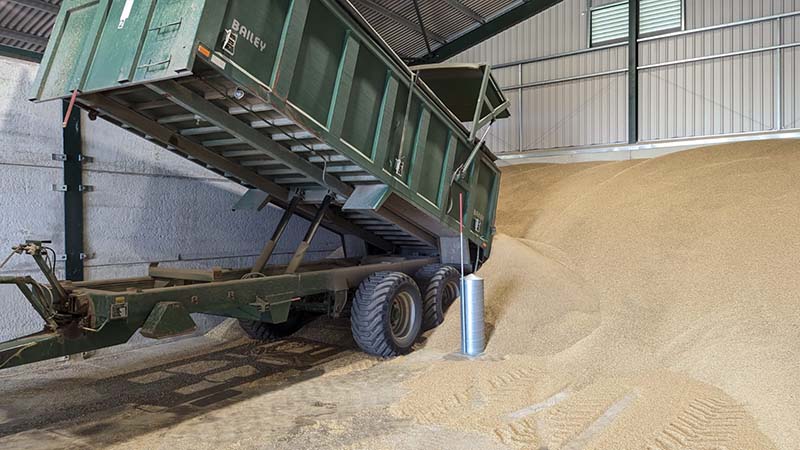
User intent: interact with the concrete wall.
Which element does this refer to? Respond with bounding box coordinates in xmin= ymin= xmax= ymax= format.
xmin=452 ymin=0 xmax=800 ymax=155
xmin=0 ymin=56 xmax=344 ymax=342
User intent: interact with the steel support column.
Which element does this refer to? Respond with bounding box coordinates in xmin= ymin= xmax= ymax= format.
xmin=628 ymin=0 xmax=639 ymax=144
xmin=62 ymin=101 xmax=85 ymax=281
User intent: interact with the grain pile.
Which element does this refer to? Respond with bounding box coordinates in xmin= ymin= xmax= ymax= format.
xmin=399 ymin=140 xmax=800 ymax=449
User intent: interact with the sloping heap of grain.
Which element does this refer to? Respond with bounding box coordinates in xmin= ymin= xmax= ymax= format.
xmin=406 ymin=140 xmax=800 ymax=449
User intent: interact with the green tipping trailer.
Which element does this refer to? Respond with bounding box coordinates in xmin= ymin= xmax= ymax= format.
xmin=0 ymin=0 xmax=509 ymax=369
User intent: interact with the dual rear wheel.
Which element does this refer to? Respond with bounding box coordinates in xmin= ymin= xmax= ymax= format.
xmin=350 ymin=271 xmax=422 ymax=357
xmin=351 ymin=265 xmax=460 ymax=357
xmin=239 ymin=264 xmax=460 ymax=358
xmin=414 ymin=264 xmax=460 ymax=331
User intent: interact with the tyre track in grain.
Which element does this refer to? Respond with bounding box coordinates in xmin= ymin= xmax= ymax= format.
xmin=647 ymin=396 xmax=748 ymax=450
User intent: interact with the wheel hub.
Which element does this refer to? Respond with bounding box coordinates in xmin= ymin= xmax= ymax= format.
xmin=389 ymin=291 xmax=414 ymax=342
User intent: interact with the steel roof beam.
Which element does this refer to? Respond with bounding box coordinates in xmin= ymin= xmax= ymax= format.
xmin=0 ymin=43 xmax=42 ymax=62
xmin=441 ymin=0 xmax=485 ymax=24
xmin=0 ymin=27 xmax=48 ymax=47
xmin=411 ymin=0 xmax=432 ymax=54
xmin=410 ymin=0 xmax=564 ymax=64
xmin=353 ymin=0 xmax=446 ymax=44
xmin=7 ymin=0 xmax=59 ymax=14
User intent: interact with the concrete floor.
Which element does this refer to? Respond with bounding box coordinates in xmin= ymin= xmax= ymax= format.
xmin=0 ymin=319 xmax=502 ymax=450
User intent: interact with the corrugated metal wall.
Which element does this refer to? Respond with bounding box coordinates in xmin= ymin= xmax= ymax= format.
xmin=686 ymin=1 xmax=799 ymax=28
xmin=785 ymin=15 xmax=800 ymax=129
xmin=452 ymin=0 xmax=800 ymax=154
xmin=452 ymin=0 xmax=588 ymax=65
xmin=592 ymin=0 xmax=623 ymax=7
xmin=639 ymin=21 xmax=778 ymax=139
xmin=518 ymin=47 xmax=628 ymax=150
xmin=781 ymin=13 xmax=800 ymax=129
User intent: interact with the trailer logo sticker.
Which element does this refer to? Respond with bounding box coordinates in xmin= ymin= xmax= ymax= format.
xmin=118 ymin=0 xmax=135 ymax=29
xmin=231 ymin=19 xmax=267 ymax=52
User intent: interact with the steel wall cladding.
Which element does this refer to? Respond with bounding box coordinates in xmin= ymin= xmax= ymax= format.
xmin=485 ymin=89 xmax=520 ymax=152
xmin=453 ymin=0 xmax=589 ymax=67
xmin=452 ymin=0 xmax=800 ymax=153
xmin=782 ymin=15 xmax=800 ymax=130
xmin=686 ymin=0 xmax=800 ymax=28
xmin=639 ymin=18 xmax=779 ymax=140
xmin=521 ymin=73 xmax=628 ymax=150
xmin=591 ymin=0 xmax=623 ymax=8
xmin=640 ymin=53 xmax=776 ymax=140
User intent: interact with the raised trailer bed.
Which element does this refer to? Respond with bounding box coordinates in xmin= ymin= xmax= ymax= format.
xmin=0 ymin=0 xmax=508 ymax=369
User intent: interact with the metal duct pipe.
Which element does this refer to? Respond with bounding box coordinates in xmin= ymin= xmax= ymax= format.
xmin=461 ymin=274 xmax=485 ymax=356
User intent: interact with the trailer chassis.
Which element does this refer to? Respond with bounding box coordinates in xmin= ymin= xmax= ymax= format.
xmin=0 ymin=235 xmax=434 ymax=371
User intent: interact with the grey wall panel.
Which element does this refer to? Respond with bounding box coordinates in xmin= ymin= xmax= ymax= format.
xmin=519 ymin=73 xmax=627 ymax=151
xmin=784 ymin=47 xmax=800 ymax=129
xmin=686 ymin=0 xmax=800 ymax=28
xmin=640 ymin=21 xmax=777 ymax=66
xmin=783 ymin=16 xmax=800 ymax=129
xmin=454 ymin=0 xmax=630 ymax=153
xmin=638 ymin=0 xmax=794 ymax=141
xmin=591 ymin=0 xmax=623 ymax=7
xmin=491 ymin=65 xmax=518 ymax=88
xmin=0 ymin=57 xmax=71 ymax=341
xmin=486 ymin=89 xmax=521 ymax=152
xmin=640 ymin=53 xmax=776 ymax=141
xmin=521 ymin=45 xmax=626 ymax=84
xmin=450 ymin=0 xmax=800 ymax=154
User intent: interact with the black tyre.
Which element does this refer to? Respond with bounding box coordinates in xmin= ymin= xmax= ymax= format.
xmin=351 ymin=271 xmax=423 ymax=357
xmin=238 ymin=313 xmax=307 ymax=341
xmin=414 ymin=264 xmax=460 ymax=331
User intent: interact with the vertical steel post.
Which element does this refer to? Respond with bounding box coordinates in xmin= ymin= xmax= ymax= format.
xmin=285 ymin=194 xmax=333 ymax=274
xmin=252 ymin=195 xmax=302 ymax=274
xmin=628 ymin=0 xmax=639 ymax=144
xmin=458 ymin=192 xmax=466 ymax=354
xmin=517 ymin=63 xmax=523 ymax=152
xmin=62 ymin=101 xmax=84 ymax=282
xmin=775 ymin=17 xmax=782 ymax=131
